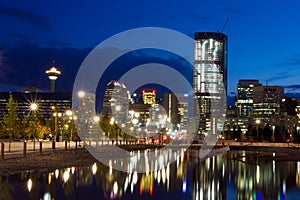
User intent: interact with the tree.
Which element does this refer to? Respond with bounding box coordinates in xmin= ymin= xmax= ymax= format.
xmin=1 ymin=94 xmax=21 ymax=151
xmin=264 ymin=124 xmax=272 ymax=141
xmin=24 ymin=120 xmax=50 ymax=139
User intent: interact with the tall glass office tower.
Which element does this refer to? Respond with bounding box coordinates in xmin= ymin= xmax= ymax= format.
xmin=193 ymin=32 xmax=228 ymax=134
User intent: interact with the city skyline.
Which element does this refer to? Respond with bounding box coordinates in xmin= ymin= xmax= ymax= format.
xmin=1 ymin=0 xmax=300 ymax=98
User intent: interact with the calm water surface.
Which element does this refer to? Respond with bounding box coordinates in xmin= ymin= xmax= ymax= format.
xmin=1 ymin=150 xmax=300 ymax=200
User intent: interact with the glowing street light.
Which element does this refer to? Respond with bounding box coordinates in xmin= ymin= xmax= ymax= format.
xmin=93 ymin=116 xmax=100 ymax=123
xmin=78 ymin=91 xmax=85 ymax=98
xmin=65 ymin=110 xmax=73 ymax=117
xmin=30 ymin=103 xmax=38 ymax=112
xmin=30 ymin=103 xmax=38 ymax=151
xmin=78 ymin=91 xmax=85 ymax=107
xmin=256 ymin=119 xmax=261 ymax=141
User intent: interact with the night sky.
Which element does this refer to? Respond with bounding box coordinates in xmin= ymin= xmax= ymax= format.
xmin=1 ymin=0 xmax=300 ymax=102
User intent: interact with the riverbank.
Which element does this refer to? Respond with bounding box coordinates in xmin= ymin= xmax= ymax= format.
xmin=229 ymin=145 xmax=300 ymax=161
xmin=0 ymin=148 xmax=97 ymax=176
xmin=1 ymin=145 xmax=300 ymax=176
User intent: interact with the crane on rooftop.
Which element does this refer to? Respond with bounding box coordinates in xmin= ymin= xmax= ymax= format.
xmin=218 ymin=17 xmax=230 ymax=33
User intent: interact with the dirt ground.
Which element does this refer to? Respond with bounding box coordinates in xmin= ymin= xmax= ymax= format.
xmin=0 ymin=148 xmax=97 ymax=176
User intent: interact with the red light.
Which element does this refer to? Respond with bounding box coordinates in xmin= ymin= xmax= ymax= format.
xmin=139 ymin=182 xmax=143 ymax=195
xmin=142 ymin=90 xmax=145 ymax=94
xmin=152 ymin=90 xmax=156 ymax=94
xmin=150 ymin=183 xmax=153 ymax=196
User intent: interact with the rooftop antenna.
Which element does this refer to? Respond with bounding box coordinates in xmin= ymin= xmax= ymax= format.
xmin=218 ymin=17 xmax=230 ymax=33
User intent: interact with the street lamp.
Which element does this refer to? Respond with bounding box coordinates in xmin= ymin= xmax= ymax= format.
xmin=52 ymin=106 xmax=62 ymax=142
xmin=30 ymin=103 xmax=38 ymax=111
xmin=78 ymin=91 xmax=85 ymax=107
xmin=30 ymin=103 xmax=38 ymax=151
xmin=272 ymin=125 xmax=275 ymax=142
xmin=109 ymin=117 xmax=115 ymax=142
xmin=256 ymin=119 xmax=261 ymax=142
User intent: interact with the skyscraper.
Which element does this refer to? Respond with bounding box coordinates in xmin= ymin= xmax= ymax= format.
xmin=193 ymin=32 xmax=227 ymax=134
xmin=102 ymin=80 xmax=131 ymax=123
xmin=253 ymin=85 xmax=284 ymax=125
xmin=236 ymin=80 xmax=261 ymax=116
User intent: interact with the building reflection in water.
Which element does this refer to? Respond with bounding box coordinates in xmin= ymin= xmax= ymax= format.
xmin=0 ymin=150 xmax=300 ymax=199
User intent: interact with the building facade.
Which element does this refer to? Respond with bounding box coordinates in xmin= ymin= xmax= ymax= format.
xmin=236 ymin=80 xmax=261 ymax=117
xmin=193 ymin=32 xmax=228 ymax=134
xmin=0 ymin=92 xmax=71 ymax=119
xmin=102 ymin=80 xmax=131 ymax=122
xmin=252 ymin=85 xmax=284 ymax=125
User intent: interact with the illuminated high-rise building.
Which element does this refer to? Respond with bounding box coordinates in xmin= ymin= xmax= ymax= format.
xmin=253 ymin=85 xmax=284 ymax=125
xmin=193 ymin=32 xmax=227 ymax=134
xmin=102 ymin=81 xmax=131 ymax=123
xmin=236 ymin=80 xmax=261 ymax=116
xmin=162 ymin=93 xmax=189 ymax=132
xmin=142 ymin=89 xmax=156 ymax=105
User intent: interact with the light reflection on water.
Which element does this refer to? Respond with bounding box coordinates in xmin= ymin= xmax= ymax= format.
xmin=1 ymin=150 xmax=300 ymax=200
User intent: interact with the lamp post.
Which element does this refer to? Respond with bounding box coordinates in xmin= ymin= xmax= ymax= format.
xmin=30 ymin=103 xmax=38 ymax=151
xmin=110 ymin=117 xmax=115 ymax=142
xmin=272 ymin=125 xmax=275 ymax=142
xmin=256 ymin=119 xmax=261 ymax=142
xmin=65 ymin=110 xmax=73 ymax=142
xmin=52 ymin=106 xmax=62 ymax=142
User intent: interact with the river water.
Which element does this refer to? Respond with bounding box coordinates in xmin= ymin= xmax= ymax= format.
xmin=1 ymin=150 xmax=300 ymax=200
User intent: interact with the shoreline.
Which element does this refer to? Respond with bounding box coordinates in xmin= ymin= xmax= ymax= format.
xmin=0 ymin=145 xmax=300 ymax=176
xmin=0 ymin=148 xmax=97 ymax=176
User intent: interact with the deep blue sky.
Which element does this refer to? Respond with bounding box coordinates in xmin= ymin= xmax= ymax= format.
xmin=1 ymin=0 xmax=300 ymax=97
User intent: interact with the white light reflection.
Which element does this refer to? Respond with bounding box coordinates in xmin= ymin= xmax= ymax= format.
xmin=113 ymin=181 xmax=118 ymax=195
xmin=133 ymin=171 xmax=138 ymax=185
xmin=222 ymin=163 xmax=225 ymax=177
xmin=55 ymin=169 xmax=59 ymax=179
xmin=212 ymin=156 xmax=215 ymax=172
xmin=27 ymin=178 xmax=32 ymax=192
xmin=63 ymin=170 xmax=70 ymax=183
xmin=162 ymin=167 xmax=166 ymax=184
xmin=157 ymin=170 xmax=161 ymax=184
xmin=206 ymin=158 xmax=210 ymax=170
xmin=182 ymin=179 xmax=187 ymax=193
xmin=212 ymin=179 xmax=215 ymax=200
xmin=167 ymin=163 xmax=170 ymax=191
xmin=200 ymin=188 xmax=203 ymax=200
xmin=256 ymin=165 xmax=260 ymax=184
xmin=159 ymin=155 xmax=164 ymax=168
xmin=273 ymin=160 xmax=275 ymax=173
xmin=48 ymin=173 xmax=51 ymax=184
xmin=283 ymin=179 xmax=286 ymax=194
xmin=43 ymin=192 xmax=51 ymax=200
xmin=71 ymin=167 xmax=75 ymax=174
xmin=180 ymin=149 xmax=184 ymax=161
xmin=92 ymin=163 xmax=97 ymax=175
xmin=109 ymin=160 xmax=112 ymax=175
xmin=131 ymin=182 xmax=134 ymax=193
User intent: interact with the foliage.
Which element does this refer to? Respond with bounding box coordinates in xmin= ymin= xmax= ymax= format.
xmin=24 ymin=120 xmax=51 ymax=139
xmin=0 ymin=94 xmax=22 ymax=139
